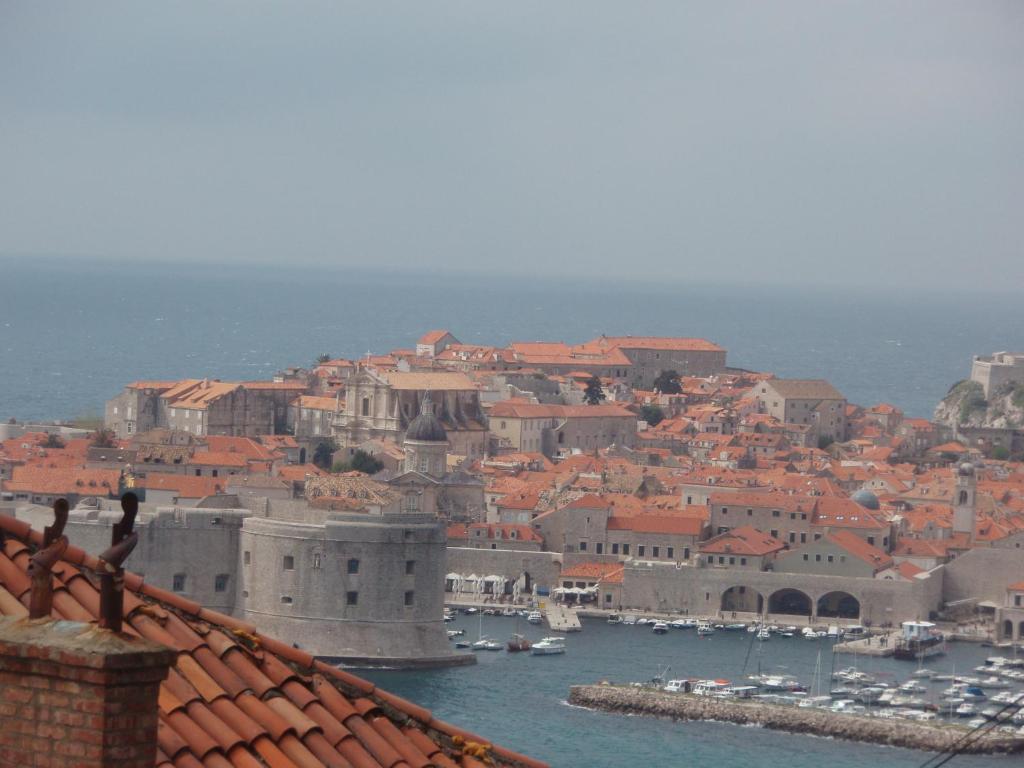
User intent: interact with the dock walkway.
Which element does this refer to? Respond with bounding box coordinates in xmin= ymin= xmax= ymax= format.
xmin=545 ymin=604 xmax=582 ymax=632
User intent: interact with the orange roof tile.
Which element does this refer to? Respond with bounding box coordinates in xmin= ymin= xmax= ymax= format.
xmin=699 ymin=525 xmax=785 ymax=556
xmin=560 ymin=562 xmax=624 ymax=583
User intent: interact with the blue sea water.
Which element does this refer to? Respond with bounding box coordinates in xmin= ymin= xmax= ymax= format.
xmin=364 ymin=615 xmax=1014 ymax=768
xmin=0 ymin=256 xmax=1020 ymax=422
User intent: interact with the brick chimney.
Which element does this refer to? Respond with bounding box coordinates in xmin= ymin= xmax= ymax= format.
xmin=0 ymin=616 xmax=176 ymax=768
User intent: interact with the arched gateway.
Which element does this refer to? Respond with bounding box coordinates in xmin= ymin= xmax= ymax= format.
xmin=816 ymin=591 xmax=860 ymax=619
xmin=721 ymin=586 xmax=763 ymax=614
xmin=768 ymin=588 xmax=812 ymax=617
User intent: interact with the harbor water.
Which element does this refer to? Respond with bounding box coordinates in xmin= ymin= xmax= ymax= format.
xmin=363 ymin=615 xmax=1019 ymax=768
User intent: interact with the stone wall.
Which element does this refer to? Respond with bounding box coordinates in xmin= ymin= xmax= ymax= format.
xmin=942 ymin=547 xmax=1024 ymax=604
xmin=239 ymin=513 xmax=456 ymax=663
xmin=619 ymin=559 xmax=941 ymax=624
xmin=445 ymin=547 xmax=561 ymax=594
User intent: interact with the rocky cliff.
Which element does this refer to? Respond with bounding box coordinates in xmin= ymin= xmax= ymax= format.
xmin=934 ymin=379 xmax=1024 ymax=432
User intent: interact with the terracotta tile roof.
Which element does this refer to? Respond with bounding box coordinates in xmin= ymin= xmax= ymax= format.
xmin=465 ymin=523 xmax=543 ymax=544
xmin=825 ymin=530 xmax=893 ymax=570
xmin=3 ymin=466 xmax=121 ymax=497
xmin=585 ymin=335 xmax=724 ymax=352
xmin=137 ymin=473 xmax=225 ymax=498
xmin=699 ymin=525 xmax=785 ymax=556
xmin=895 ymin=561 xmax=925 ymax=579
xmin=489 ymin=402 xmax=634 ymax=419
xmin=1008 ymin=582 xmax=1024 ymax=591
xmin=560 ymin=562 xmax=624 ymax=583
xmin=495 ymin=492 xmax=542 ymax=511
xmin=418 ymin=330 xmax=454 ymax=345
xmin=292 ymin=395 xmax=339 ymax=411
xmin=189 ymin=452 xmax=251 ymax=468
xmin=383 ymin=372 xmax=477 ymax=391
xmin=813 ymin=496 xmax=888 ymax=530
xmin=0 ymin=515 xmax=547 ymax=768
xmin=607 ymin=515 xmax=705 ymax=536
xmin=563 ymin=494 xmax=612 ymax=510
xmin=203 ymin=437 xmax=278 ymax=461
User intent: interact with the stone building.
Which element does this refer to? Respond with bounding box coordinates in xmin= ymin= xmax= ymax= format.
xmin=106 ymin=379 xmax=308 ymax=438
xmin=11 ymin=491 xmax=464 ymax=667
xmin=488 ymin=401 xmax=637 ymax=457
xmin=287 ymin=394 xmax=339 ymax=439
xmin=333 ymin=368 xmax=487 ymax=458
xmin=971 ymin=351 xmax=1024 ymax=397
xmin=748 ymin=378 xmax=847 ymax=444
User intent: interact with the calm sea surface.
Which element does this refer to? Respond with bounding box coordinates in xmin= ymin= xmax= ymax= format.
xmin=365 ymin=615 xmax=1016 ymax=768
xmin=1 ymin=257 xmax=1020 ymax=422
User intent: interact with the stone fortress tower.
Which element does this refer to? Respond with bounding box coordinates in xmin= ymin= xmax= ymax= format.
xmin=953 ymin=461 xmax=977 ymax=544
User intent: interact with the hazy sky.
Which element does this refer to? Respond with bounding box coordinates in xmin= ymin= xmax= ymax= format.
xmin=2 ymin=2 xmax=1021 ymax=289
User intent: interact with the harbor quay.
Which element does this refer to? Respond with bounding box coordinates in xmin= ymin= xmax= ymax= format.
xmin=568 ymin=684 xmax=1024 ymax=754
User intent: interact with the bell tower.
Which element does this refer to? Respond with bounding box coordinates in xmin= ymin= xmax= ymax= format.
xmin=953 ymin=462 xmax=976 ymax=543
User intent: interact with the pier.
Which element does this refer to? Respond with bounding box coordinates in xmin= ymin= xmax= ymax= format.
xmin=545 ymin=603 xmax=582 ymax=632
xmin=832 ymin=630 xmax=898 ymax=657
xmin=568 ymin=684 xmax=1024 ymax=754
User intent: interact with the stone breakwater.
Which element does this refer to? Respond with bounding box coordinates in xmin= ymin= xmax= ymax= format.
xmin=568 ymin=685 xmax=1024 ymax=755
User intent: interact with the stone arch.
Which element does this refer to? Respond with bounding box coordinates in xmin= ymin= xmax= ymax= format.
xmin=768 ymin=588 xmax=812 ymax=617
xmin=816 ymin=591 xmax=860 ymax=620
xmin=1018 ymin=621 xmax=1024 ymax=641
xmin=721 ymin=585 xmax=764 ymax=614
xmin=299 ymin=447 xmax=307 ymax=464
xmin=1003 ymin=619 xmax=1014 ymax=640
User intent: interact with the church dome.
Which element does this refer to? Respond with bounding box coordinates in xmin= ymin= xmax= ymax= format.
xmin=958 ymin=461 xmax=975 ymax=476
xmin=406 ymin=412 xmax=447 ymax=443
xmin=851 ymin=489 xmax=880 ymax=510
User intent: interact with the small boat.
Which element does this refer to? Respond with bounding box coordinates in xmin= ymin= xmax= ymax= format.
xmin=531 ymin=637 xmax=566 ymax=656
xmin=636 ymin=618 xmax=650 ymax=626
xmin=447 ymin=629 xmax=465 ymax=639
xmin=502 ymin=608 xmax=517 ymax=617
xmin=507 ymin=634 xmax=532 ymax=653
xmin=471 ymin=637 xmax=502 ymax=651
xmin=663 ymin=679 xmax=689 ymax=693
xmin=464 ymin=607 xmax=478 ymax=615
xmin=607 ymin=613 xmax=623 ymax=625
xmin=898 ymin=681 xmax=928 ymax=694
xmin=623 ymin=615 xmax=637 ymax=625
xmin=723 ymin=623 xmax=747 ymax=631
xmin=670 ymin=619 xmax=697 ymax=629
xmin=526 ymin=611 xmax=543 ymax=625
xmin=454 ymin=640 xmax=471 ymax=649
xmin=910 ymin=668 xmax=935 ymax=678
xmin=696 ymin=621 xmax=715 ymax=636
xmin=956 ymin=702 xmax=977 ymax=717
xmin=483 ymin=609 xmax=498 ymax=616
xmin=756 ymin=628 xmax=771 ymax=641
xmin=652 ymin=621 xmax=669 ymax=634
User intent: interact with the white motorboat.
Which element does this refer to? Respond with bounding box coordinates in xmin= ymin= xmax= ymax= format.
xmin=447 ymin=629 xmax=465 ymax=639
xmin=670 ymin=619 xmax=697 ymax=629
xmin=636 ymin=618 xmax=650 ymax=626
xmin=607 ymin=613 xmax=623 ymax=625
xmin=623 ymin=614 xmax=637 ymax=625
xmin=663 ymin=679 xmax=689 ymax=693
xmin=898 ymin=681 xmax=928 ymax=694
xmin=956 ymin=702 xmax=977 ymax=717
xmin=527 ymin=611 xmax=543 ymax=625
xmin=696 ymin=621 xmax=715 ymax=636
xmin=471 ymin=636 xmax=502 ymax=651
xmin=756 ymin=628 xmax=771 ymax=641
xmin=530 ymin=637 xmax=566 ymax=656
xmin=652 ymin=621 xmax=669 ymax=634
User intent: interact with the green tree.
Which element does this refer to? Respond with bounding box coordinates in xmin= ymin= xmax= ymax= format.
xmin=652 ymin=370 xmax=682 ymax=394
xmin=583 ymin=376 xmax=605 ymax=405
xmin=817 ymin=435 xmax=834 ymax=450
xmin=350 ymin=449 xmax=384 ymax=474
xmin=992 ymin=446 xmax=1010 ymax=461
xmin=90 ymin=429 xmax=115 ymax=448
xmin=317 ymin=353 xmax=332 ymax=364
xmin=43 ymin=433 xmax=65 ymax=449
xmin=640 ymin=404 xmax=665 ymax=426
xmin=312 ymin=439 xmax=336 ymax=469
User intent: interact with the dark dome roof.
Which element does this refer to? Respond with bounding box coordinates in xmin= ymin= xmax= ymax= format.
xmin=851 ymin=489 xmax=880 ymax=511
xmin=405 ymin=412 xmax=447 ymax=443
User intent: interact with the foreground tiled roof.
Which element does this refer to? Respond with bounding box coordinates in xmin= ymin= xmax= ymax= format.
xmin=0 ymin=515 xmax=546 ymax=768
